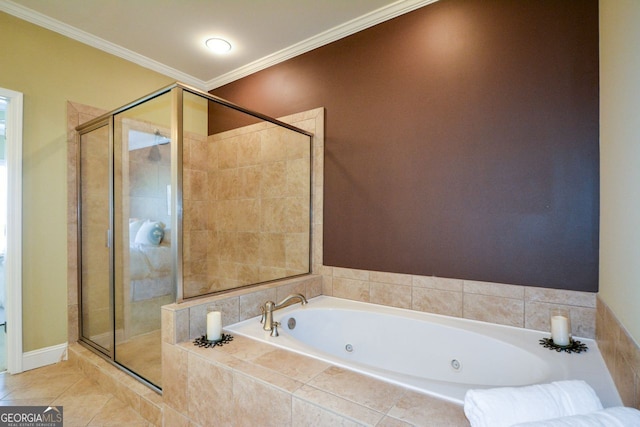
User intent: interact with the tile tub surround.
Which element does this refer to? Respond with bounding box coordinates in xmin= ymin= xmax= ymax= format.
xmin=597 ymin=297 xmax=640 ymax=409
xmin=162 ymin=332 xmax=469 ymax=426
xmin=321 ymin=267 xmax=598 ymax=339
xmin=161 ymin=273 xmax=468 ymax=425
xmin=64 ymin=277 xmax=628 ymax=426
xmin=159 ymin=272 xmax=597 ymax=426
xmin=161 ymin=275 xmax=323 ymax=345
xmin=70 ymin=272 xmax=615 ymax=427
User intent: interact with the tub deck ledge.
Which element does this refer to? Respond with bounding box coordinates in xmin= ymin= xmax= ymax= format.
xmin=169 ymin=334 xmax=471 ymax=426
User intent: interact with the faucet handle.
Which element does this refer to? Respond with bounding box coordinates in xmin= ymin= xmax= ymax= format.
xmin=270 ymin=321 xmax=280 ymax=337
xmin=259 ymin=306 xmax=266 ymax=324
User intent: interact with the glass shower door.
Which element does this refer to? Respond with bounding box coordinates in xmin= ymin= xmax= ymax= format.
xmin=78 ymin=121 xmax=113 ymax=355
xmin=113 ymin=92 xmax=173 ymax=388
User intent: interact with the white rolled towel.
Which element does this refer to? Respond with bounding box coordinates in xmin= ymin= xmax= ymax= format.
xmin=463 ymin=380 xmax=603 ymax=427
xmin=513 ymin=406 xmax=640 ymax=426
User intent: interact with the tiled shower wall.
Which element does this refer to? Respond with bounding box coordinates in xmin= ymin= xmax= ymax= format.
xmin=124 ymin=121 xmax=172 ymax=230
xmin=76 ymin=122 xmax=111 ymax=345
xmin=67 ymin=101 xmax=108 ymax=344
xmin=66 ymin=104 xmax=325 ymax=342
xmin=182 ymin=119 xmax=312 ymax=298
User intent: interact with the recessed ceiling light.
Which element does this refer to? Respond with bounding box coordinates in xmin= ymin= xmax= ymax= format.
xmin=205 ymin=38 xmax=232 ymax=54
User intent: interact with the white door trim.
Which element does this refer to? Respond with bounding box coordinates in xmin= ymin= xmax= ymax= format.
xmin=1 ymin=87 xmax=24 ymax=374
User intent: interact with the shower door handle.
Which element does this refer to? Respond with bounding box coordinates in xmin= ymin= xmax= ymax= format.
xmin=106 ymin=229 xmax=111 ymax=248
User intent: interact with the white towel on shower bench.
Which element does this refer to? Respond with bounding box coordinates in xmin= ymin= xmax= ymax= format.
xmin=463 ymin=380 xmax=603 ymax=427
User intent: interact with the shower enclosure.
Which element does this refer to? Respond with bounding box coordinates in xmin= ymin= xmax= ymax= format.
xmin=75 ymin=83 xmax=313 ymax=390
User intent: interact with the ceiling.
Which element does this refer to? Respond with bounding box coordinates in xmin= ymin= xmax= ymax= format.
xmin=2 ymin=0 xmax=436 ymax=90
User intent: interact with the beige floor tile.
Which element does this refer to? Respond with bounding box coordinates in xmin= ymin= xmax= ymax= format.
xmin=88 ymin=396 xmax=151 ymax=426
xmin=59 ymin=377 xmax=112 ymax=398
xmin=0 ymin=371 xmax=37 ymax=399
xmin=51 ymin=393 xmax=112 ymax=426
xmin=0 ymin=398 xmax=55 ymax=406
xmin=1 ymin=361 xmax=153 ymax=427
xmin=3 ymin=373 xmax=83 ymax=400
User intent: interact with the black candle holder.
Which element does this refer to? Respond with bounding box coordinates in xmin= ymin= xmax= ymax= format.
xmin=539 ymin=337 xmax=588 ymax=354
xmin=193 ymin=333 xmax=234 ymax=348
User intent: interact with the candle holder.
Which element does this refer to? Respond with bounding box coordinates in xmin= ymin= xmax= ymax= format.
xmin=193 ymin=333 xmax=234 ymax=348
xmin=539 ymin=337 xmax=588 ymax=353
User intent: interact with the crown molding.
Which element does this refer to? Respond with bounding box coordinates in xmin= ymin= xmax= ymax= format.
xmin=0 ymin=0 xmax=207 ymax=90
xmin=2 ymin=0 xmax=438 ymax=92
xmin=205 ymin=0 xmax=439 ymax=90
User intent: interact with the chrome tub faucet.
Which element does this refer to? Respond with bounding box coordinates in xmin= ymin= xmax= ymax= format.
xmin=260 ymin=293 xmax=308 ymax=336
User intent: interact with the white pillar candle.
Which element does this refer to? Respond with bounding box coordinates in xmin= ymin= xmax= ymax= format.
xmin=206 ymin=311 xmax=222 ymax=341
xmin=551 ymin=315 xmax=570 ymax=346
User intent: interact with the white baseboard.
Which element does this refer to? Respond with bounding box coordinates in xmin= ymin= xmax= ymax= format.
xmin=22 ymin=343 xmax=68 ymax=372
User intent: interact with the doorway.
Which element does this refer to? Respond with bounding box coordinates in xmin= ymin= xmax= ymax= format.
xmin=0 ymin=95 xmax=6 ymax=371
xmin=0 ymin=87 xmax=23 ymax=374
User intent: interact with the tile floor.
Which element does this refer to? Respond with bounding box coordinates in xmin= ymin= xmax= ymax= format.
xmin=0 ymin=362 xmax=152 ymax=426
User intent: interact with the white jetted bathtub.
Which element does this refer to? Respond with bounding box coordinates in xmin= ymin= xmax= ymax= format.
xmin=226 ymin=296 xmax=621 ymax=406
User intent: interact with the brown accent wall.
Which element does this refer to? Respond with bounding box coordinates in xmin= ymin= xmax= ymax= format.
xmin=210 ymin=0 xmax=599 ymax=292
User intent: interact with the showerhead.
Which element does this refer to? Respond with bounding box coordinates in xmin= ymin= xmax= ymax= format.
xmin=148 ymin=144 xmax=162 ymax=161
xmin=148 ymin=129 xmax=166 ymax=161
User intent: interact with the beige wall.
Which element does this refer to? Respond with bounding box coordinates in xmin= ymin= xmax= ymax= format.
xmin=0 ymin=12 xmax=173 ymax=352
xmin=599 ymin=0 xmax=640 ymax=344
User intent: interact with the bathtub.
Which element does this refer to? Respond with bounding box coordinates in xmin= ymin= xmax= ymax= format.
xmin=226 ymin=296 xmax=621 ymax=406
